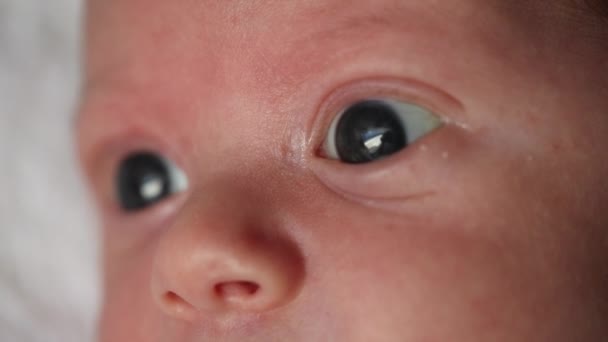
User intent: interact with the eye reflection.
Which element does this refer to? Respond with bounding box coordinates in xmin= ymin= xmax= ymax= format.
xmin=322 ymin=99 xmax=442 ymax=164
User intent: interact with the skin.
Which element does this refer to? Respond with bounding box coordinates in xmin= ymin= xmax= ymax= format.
xmin=78 ymin=0 xmax=608 ymax=341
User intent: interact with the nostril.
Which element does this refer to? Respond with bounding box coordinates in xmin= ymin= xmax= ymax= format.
xmin=164 ymin=291 xmax=191 ymax=307
xmin=161 ymin=291 xmax=197 ymax=319
xmin=214 ymin=281 xmax=260 ymax=302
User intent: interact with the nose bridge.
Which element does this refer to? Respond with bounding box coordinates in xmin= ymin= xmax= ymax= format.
xmin=187 ymin=74 xmax=296 ymax=175
xmin=151 ymin=182 xmax=305 ymax=321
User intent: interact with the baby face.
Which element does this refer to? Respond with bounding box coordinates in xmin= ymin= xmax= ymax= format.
xmin=78 ymin=0 xmax=608 ymax=341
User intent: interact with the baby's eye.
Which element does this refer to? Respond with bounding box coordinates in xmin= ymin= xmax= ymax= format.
xmin=116 ymin=152 xmax=188 ymax=211
xmin=322 ymin=99 xmax=442 ymax=164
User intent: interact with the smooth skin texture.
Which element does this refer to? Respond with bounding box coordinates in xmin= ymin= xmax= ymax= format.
xmin=78 ymin=0 xmax=608 ymax=341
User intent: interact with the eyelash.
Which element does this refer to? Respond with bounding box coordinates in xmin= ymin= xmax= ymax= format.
xmin=319 ymin=98 xmax=443 ymax=164
xmin=310 ymin=78 xmax=457 ymax=160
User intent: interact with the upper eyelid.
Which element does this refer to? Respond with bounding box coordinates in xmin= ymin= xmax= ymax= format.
xmin=77 ymin=110 xmax=189 ymax=204
xmin=320 ymin=98 xmax=444 ymax=162
xmin=306 ymin=77 xmax=467 ymax=158
xmin=77 ymin=96 xmax=191 ymax=179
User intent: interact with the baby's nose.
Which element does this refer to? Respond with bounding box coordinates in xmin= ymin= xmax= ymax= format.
xmin=150 ymin=190 xmax=305 ymax=322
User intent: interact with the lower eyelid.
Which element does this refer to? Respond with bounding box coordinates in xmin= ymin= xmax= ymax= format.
xmin=308 ymin=122 xmax=462 ymax=203
xmin=311 ymin=148 xmax=425 ymax=199
xmin=104 ymin=195 xmax=189 ymax=241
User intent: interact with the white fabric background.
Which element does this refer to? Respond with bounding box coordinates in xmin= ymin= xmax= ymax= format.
xmin=0 ymin=1 xmax=100 ymax=341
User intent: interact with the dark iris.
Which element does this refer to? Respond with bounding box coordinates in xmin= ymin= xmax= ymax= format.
xmin=335 ymin=100 xmax=407 ymax=164
xmin=116 ymin=152 xmax=171 ymax=211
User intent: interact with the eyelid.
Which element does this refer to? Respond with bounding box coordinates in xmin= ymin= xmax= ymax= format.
xmin=82 ymin=132 xmax=191 ymax=216
xmin=307 ymin=77 xmax=467 ymax=160
xmin=320 ymin=98 xmax=444 ymax=161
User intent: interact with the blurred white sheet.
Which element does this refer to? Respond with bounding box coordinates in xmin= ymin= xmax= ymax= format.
xmin=0 ymin=1 xmax=100 ymax=341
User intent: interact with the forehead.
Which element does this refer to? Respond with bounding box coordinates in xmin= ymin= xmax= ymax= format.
xmin=85 ymin=0 xmax=517 ymax=87
xmin=84 ymin=0 xmax=598 ymax=91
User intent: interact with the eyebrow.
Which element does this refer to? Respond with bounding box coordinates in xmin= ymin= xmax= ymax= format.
xmin=267 ymin=2 xmax=440 ymax=86
xmin=296 ymin=2 xmax=418 ymax=44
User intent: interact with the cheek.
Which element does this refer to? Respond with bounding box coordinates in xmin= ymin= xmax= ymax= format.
xmin=96 ymin=137 xmax=608 ymax=341
xmin=297 ymin=142 xmax=606 ymax=338
xmin=99 ymin=249 xmax=160 ymax=342
xmin=302 ymin=208 xmax=585 ymax=340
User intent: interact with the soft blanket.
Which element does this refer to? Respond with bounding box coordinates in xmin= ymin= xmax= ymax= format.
xmin=0 ymin=1 xmax=99 ymax=341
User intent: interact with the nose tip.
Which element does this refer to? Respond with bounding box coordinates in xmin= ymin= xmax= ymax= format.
xmin=151 ymin=226 xmax=304 ymax=321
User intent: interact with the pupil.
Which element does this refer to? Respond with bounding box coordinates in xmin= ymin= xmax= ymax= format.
xmin=117 ymin=153 xmax=171 ymax=211
xmin=335 ymin=100 xmax=407 ymax=163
